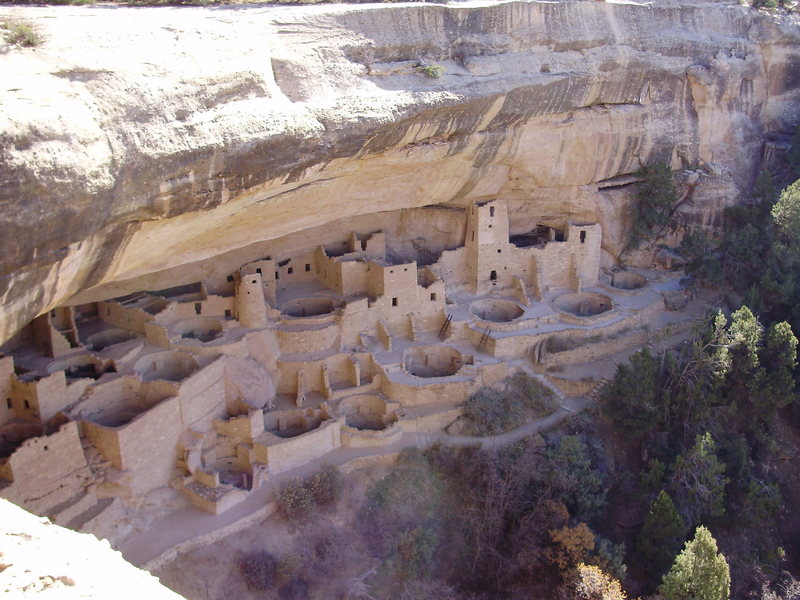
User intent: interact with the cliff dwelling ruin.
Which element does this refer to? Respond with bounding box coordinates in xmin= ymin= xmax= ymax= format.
xmin=0 ymin=199 xmax=695 ymax=529
xmin=1 ymin=0 xmax=799 ymax=593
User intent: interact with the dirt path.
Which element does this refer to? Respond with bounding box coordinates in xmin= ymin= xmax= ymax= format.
xmin=119 ymin=395 xmax=590 ymax=569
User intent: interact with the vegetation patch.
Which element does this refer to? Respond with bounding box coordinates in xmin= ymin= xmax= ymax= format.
xmin=1 ymin=19 xmax=41 ymax=48
xmin=416 ymin=64 xmax=445 ymax=79
xmin=237 ymin=549 xmax=278 ymax=591
xmin=598 ymin=305 xmax=798 ymax=595
xmin=460 ymin=371 xmax=558 ymax=435
xmin=627 ymin=160 xmax=680 ymax=250
xmin=682 ymin=135 xmax=800 ymax=335
xmin=353 ymin=429 xmax=614 ymax=598
xmin=275 ymin=464 xmax=344 ymax=520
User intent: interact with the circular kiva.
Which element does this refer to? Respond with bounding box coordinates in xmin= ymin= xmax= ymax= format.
xmin=174 ymin=317 xmax=224 ymax=343
xmin=281 ymin=297 xmax=336 ymax=318
xmin=134 ymin=351 xmax=199 ymax=382
xmin=470 ymin=298 xmax=525 ymax=322
xmin=403 ymin=345 xmax=463 ymax=378
xmin=553 ymin=292 xmax=613 ymax=318
xmin=339 ymin=395 xmax=395 ymax=431
xmin=85 ymin=328 xmax=137 ymax=351
xmin=610 ymin=271 xmax=647 ymax=290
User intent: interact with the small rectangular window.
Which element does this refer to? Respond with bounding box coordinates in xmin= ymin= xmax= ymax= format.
xmin=430 ymin=293 xmax=437 ymax=301
xmin=226 ymin=275 xmax=234 ymax=282
xmin=288 ymin=267 xmax=293 ymax=275
xmin=305 ymin=264 xmax=311 ymax=272
xmin=224 ymin=309 xmax=232 ymax=318
xmin=275 ymin=272 xmax=279 ymax=280
xmin=256 ymin=268 xmax=262 ymax=274
xmin=392 ymin=298 xmax=398 ymax=307
xmin=490 ymin=270 xmax=497 ymax=281
xmin=24 ymin=400 xmax=30 ymax=409
xmin=489 ymin=206 xmax=495 ymax=217
xmin=580 ymin=230 xmax=586 ymax=244
xmin=194 ymin=303 xmax=202 ymax=315
xmin=5 ymin=398 xmax=11 ymax=409
xmin=471 ymin=231 xmax=475 ymax=242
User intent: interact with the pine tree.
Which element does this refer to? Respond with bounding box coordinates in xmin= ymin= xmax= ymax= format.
xmin=772 ymin=180 xmax=800 ymax=249
xmin=600 ymin=348 xmax=661 ymax=438
xmin=670 ymin=433 xmax=728 ymax=523
xmin=728 ymin=306 xmax=762 ymax=373
xmin=629 ymin=161 xmax=679 ymax=248
xmin=756 ymin=321 xmax=798 ymax=416
xmin=636 ymin=490 xmax=688 ymax=575
xmin=752 ymin=169 xmax=777 ymax=205
xmin=659 ymin=526 xmax=730 ymax=600
xmin=786 ymin=128 xmax=800 ymax=180
xmin=726 ymin=306 xmax=764 ymax=406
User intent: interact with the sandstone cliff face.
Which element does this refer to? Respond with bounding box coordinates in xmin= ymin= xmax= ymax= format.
xmin=0 ymin=498 xmax=185 ymax=598
xmin=0 ymin=0 xmax=798 ymax=343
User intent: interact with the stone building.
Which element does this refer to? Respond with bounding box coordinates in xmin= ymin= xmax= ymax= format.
xmin=0 ymin=198 xmax=676 ymax=520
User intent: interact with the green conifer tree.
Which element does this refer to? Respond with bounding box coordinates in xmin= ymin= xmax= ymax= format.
xmin=600 ymin=348 xmax=661 ymax=438
xmin=659 ymin=526 xmax=730 ymax=600
xmin=670 ymin=433 xmax=728 ymax=523
xmin=756 ymin=321 xmax=798 ymax=415
xmin=726 ymin=306 xmax=764 ymax=406
xmin=637 ymin=490 xmax=688 ymax=576
xmin=629 ymin=161 xmax=678 ymax=248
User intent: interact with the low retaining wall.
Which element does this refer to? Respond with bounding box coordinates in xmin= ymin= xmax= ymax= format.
xmin=545 ymin=375 xmax=600 ymax=397
xmin=542 ymin=319 xmax=695 ymax=368
xmin=542 ymin=328 xmax=652 ymax=368
xmin=397 ymin=408 xmax=461 ymax=433
xmin=179 ymin=479 xmax=249 ymax=516
xmin=340 ymin=423 xmax=403 ymax=448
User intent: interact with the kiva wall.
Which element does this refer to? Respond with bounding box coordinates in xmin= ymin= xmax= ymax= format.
xmin=253 ymin=421 xmax=341 ymax=474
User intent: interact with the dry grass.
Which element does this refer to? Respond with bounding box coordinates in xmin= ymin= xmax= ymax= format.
xmin=2 ymin=18 xmax=41 ymax=48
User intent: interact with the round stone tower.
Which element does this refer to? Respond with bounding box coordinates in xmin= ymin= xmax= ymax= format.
xmin=235 ymin=272 xmax=268 ymax=328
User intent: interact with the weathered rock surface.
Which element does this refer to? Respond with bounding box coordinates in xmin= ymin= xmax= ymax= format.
xmin=0 ymin=498 xmax=185 ymax=598
xmin=1 ymin=0 xmax=799 ymax=344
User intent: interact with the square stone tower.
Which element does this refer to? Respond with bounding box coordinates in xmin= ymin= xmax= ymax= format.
xmin=465 ymin=199 xmax=513 ymax=294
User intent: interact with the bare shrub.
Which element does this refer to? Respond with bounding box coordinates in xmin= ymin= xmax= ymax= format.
xmin=276 ymin=478 xmax=314 ymax=519
xmin=308 ymin=463 xmax=344 ymax=507
xmin=237 ymin=549 xmax=277 ymax=591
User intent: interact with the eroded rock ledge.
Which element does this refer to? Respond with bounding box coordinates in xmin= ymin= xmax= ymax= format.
xmin=0 ymin=498 xmax=184 ymax=598
xmin=0 ymin=0 xmax=799 ymax=344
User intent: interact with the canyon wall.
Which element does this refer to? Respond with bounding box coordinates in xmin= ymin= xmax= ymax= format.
xmin=1 ymin=0 xmax=799 ymax=344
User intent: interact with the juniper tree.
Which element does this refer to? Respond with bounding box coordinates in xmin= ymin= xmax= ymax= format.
xmin=659 ymin=526 xmax=730 ymax=600
xmin=670 ymin=433 xmax=728 ymax=523
xmin=636 ymin=490 xmax=688 ymax=576
xmin=629 ymin=161 xmax=679 ymax=248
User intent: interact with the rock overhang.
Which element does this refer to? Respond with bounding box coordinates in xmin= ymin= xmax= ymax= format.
xmin=0 ymin=0 xmax=799 ymax=344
